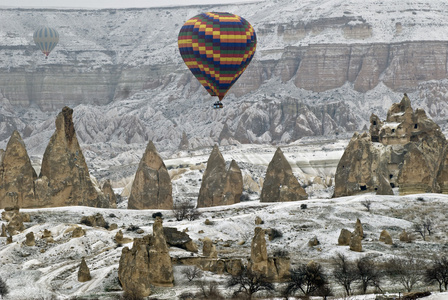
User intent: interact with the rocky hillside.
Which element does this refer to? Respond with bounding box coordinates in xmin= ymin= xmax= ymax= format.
xmin=2 ymin=0 xmax=448 ymax=180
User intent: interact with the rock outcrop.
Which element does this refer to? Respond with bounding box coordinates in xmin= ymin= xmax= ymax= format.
xmin=202 ymin=237 xmax=218 ymax=258
xmin=163 ymin=227 xmax=198 ymax=253
xmin=335 ymin=94 xmax=447 ymax=197
xmin=128 ymin=141 xmax=172 ymax=210
xmin=379 ymin=230 xmax=393 ymax=245
xmin=338 ymin=229 xmax=352 ymax=246
xmin=24 ymin=232 xmax=35 ymax=246
xmin=350 ymin=234 xmax=362 ymax=252
xmin=0 ymin=131 xmax=37 ymax=209
xmin=118 ymin=217 xmax=173 ymax=297
xmin=197 ymin=145 xmax=243 ymax=207
xmin=72 ymin=226 xmax=85 ymax=238
xmin=149 ymin=218 xmax=174 ymax=286
xmin=353 ymin=218 xmax=364 ymax=239
xmin=80 ymin=213 xmax=107 ymax=228
xmin=78 ymin=258 xmax=92 ymax=282
xmin=36 ymin=107 xmax=108 ymax=208
xmin=260 ymin=147 xmax=308 ymax=202
xmin=248 ymin=227 xmax=290 ymax=282
xmin=6 ymin=212 xmax=24 ymax=235
xmin=399 ymin=229 xmax=411 ymax=242
xmin=0 ymin=223 xmax=6 ymax=237
xmin=102 ymin=180 xmax=117 ymax=209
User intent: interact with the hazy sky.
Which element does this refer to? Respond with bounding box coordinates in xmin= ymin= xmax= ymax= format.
xmin=0 ymin=0 xmax=260 ymax=9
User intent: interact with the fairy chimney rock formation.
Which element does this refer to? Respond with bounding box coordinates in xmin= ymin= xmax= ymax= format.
xmin=37 ymin=107 xmax=108 ymax=208
xmin=118 ymin=217 xmax=173 ymax=297
xmin=353 ymin=218 xmax=364 ymax=238
xmin=335 ymin=94 xmax=448 ymax=197
xmin=379 ymin=230 xmax=393 ymax=245
xmin=350 ymin=234 xmax=362 ymax=252
xmin=260 ymin=147 xmax=308 ymax=202
xmin=250 ymin=227 xmax=268 ymax=273
xmin=338 ymin=228 xmax=352 ymax=246
xmin=128 ymin=141 xmax=173 ymax=210
xmin=24 ymin=231 xmax=35 ymax=246
xmin=0 ymin=223 xmax=6 ymax=237
xmin=149 ymin=217 xmax=174 ymax=286
xmin=102 ymin=180 xmax=117 ymax=208
xmin=0 ymin=131 xmax=37 ymax=209
xmin=197 ymin=145 xmax=243 ymax=207
xmin=6 ymin=212 xmax=25 ymax=235
xmin=202 ymin=237 xmax=218 ymax=258
xmin=78 ymin=258 xmax=92 ymax=282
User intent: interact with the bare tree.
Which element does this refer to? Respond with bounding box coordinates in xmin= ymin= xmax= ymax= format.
xmin=181 ymin=266 xmax=203 ymax=282
xmin=356 ymin=256 xmax=383 ymax=294
xmin=361 ymin=199 xmax=372 ymax=212
xmin=413 ymin=223 xmax=427 ymax=241
xmin=227 ymin=267 xmax=275 ymax=299
xmin=423 ymin=218 xmax=433 ymax=236
xmin=386 ymin=254 xmax=424 ymax=292
xmin=284 ymin=261 xmax=328 ymax=297
xmin=196 ymin=280 xmax=224 ymax=299
xmin=172 ymin=200 xmax=201 ymax=221
xmin=332 ymin=252 xmax=359 ymax=296
xmin=425 ymin=256 xmax=448 ymax=292
xmin=0 ymin=277 xmax=8 ymax=299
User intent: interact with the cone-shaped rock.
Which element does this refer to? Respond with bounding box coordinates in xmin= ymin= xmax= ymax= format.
xmin=249 ymin=227 xmax=268 ymax=274
xmin=37 ymin=107 xmax=108 ymax=208
xmin=128 ymin=141 xmax=172 ymax=210
xmin=102 ymin=180 xmax=117 ymax=208
xmin=0 ymin=131 xmax=37 ymax=209
xmin=197 ymin=145 xmax=243 ymax=207
xmin=78 ymin=257 xmax=92 ymax=282
xmin=24 ymin=232 xmax=35 ymax=246
xmin=0 ymin=223 xmax=6 ymax=237
xmin=260 ymin=147 xmax=307 ymax=202
xmin=179 ymin=130 xmax=189 ymax=151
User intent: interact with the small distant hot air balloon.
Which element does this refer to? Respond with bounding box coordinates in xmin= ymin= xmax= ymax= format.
xmin=33 ymin=27 xmax=59 ymax=59
xmin=178 ymin=12 xmax=257 ymax=109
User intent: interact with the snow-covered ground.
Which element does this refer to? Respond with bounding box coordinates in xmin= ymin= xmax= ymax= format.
xmin=1 ymin=191 xmax=447 ymax=299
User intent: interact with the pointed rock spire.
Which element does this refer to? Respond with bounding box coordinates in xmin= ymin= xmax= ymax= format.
xmin=0 ymin=130 xmax=37 ymax=209
xmin=197 ymin=145 xmax=243 ymax=207
xmin=128 ymin=141 xmax=172 ymax=209
xmin=37 ymin=107 xmax=108 ymax=208
xmin=78 ymin=257 xmax=92 ymax=282
xmin=260 ymin=147 xmax=308 ymax=202
xmin=102 ymin=179 xmax=117 ymax=208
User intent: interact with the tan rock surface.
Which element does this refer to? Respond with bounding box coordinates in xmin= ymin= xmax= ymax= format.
xmin=78 ymin=258 xmax=91 ymax=282
xmin=379 ymin=230 xmax=393 ymax=245
xmin=260 ymin=147 xmax=308 ymax=202
xmin=6 ymin=212 xmax=24 ymax=236
xmin=102 ymin=179 xmax=117 ymax=208
xmin=202 ymin=237 xmax=217 ymax=258
xmin=353 ymin=218 xmax=364 ymax=239
xmin=0 ymin=131 xmax=37 ymax=209
xmin=37 ymin=107 xmax=108 ymax=208
xmin=149 ymin=218 xmax=174 ymax=287
xmin=350 ymin=234 xmax=362 ymax=252
xmin=72 ymin=226 xmax=85 ymax=238
xmin=197 ymin=145 xmax=243 ymax=207
xmin=338 ymin=228 xmax=352 ymax=246
xmin=0 ymin=223 xmax=6 ymax=237
xmin=128 ymin=141 xmax=172 ymax=210
xmin=24 ymin=232 xmax=35 ymax=246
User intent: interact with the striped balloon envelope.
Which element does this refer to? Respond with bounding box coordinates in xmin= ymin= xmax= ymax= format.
xmin=178 ymin=12 xmax=257 ymax=102
xmin=33 ymin=27 xmax=59 ymax=59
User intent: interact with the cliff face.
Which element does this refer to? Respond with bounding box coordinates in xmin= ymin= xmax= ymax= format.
xmin=2 ymin=1 xmax=448 ymax=154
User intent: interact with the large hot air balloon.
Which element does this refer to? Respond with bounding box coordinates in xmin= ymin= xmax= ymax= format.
xmin=178 ymin=12 xmax=256 ymax=108
xmin=33 ymin=27 xmax=59 ymax=59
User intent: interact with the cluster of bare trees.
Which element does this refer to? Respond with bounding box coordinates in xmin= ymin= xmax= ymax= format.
xmin=178 ymin=253 xmax=448 ymax=299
